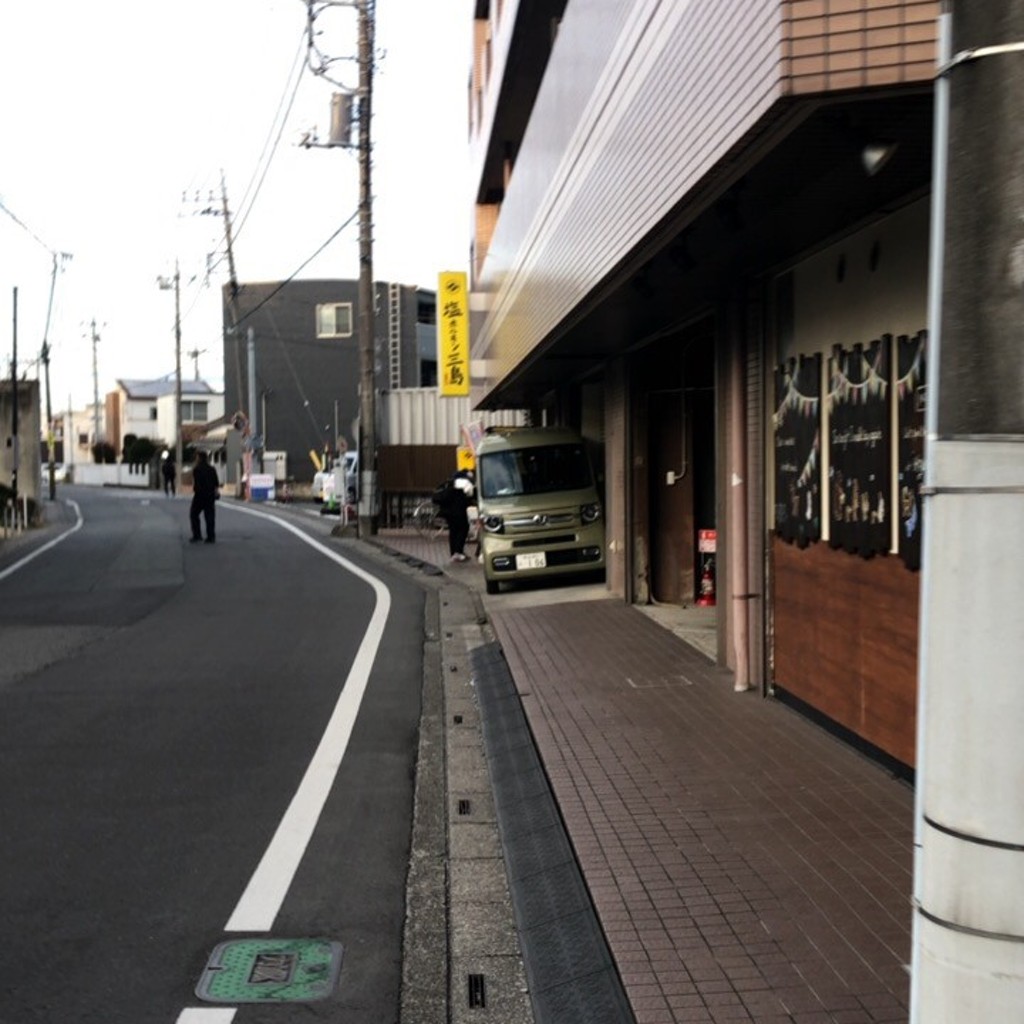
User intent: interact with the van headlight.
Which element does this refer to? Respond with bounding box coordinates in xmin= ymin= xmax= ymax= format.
xmin=482 ymin=514 xmax=505 ymax=534
xmin=581 ymin=503 xmax=602 ymax=524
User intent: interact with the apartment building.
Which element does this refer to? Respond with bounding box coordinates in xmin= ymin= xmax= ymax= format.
xmin=469 ymin=0 xmax=939 ymax=768
xmin=221 ymin=279 xmax=438 ymax=485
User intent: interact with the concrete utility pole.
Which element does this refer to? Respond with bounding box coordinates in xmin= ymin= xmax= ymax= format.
xmin=356 ymin=0 xmax=378 ymax=537
xmin=174 ymin=264 xmax=183 ymax=471
xmin=158 ymin=262 xmax=185 ymax=472
xmin=90 ymin=319 xmax=101 ymax=456
xmin=41 ymin=251 xmax=70 ymax=500
xmin=10 ymin=287 xmax=18 ymax=504
xmin=911 ymin=5 xmax=1024 ymax=1019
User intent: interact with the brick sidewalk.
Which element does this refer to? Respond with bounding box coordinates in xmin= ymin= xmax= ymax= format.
xmin=375 ymin=529 xmax=915 ymax=1023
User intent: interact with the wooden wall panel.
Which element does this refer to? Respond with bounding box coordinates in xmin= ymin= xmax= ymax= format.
xmin=772 ymin=535 xmax=919 ymax=767
xmin=377 ymin=445 xmax=458 ymax=493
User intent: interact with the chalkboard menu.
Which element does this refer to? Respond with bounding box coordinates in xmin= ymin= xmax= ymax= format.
xmin=827 ymin=338 xmax=891 ymax=558
xmin=897 ymin=331 xmax=927 ymax=570
xmin=773 ymin=354 xmax=821 ymax=546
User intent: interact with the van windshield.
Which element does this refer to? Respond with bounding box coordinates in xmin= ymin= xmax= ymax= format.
xmin=479 ymin=444 xmax=593 ymax=498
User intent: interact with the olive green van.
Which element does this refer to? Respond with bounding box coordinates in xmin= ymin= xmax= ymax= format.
xmin=475 ymin=426 xmax=605 ymax=594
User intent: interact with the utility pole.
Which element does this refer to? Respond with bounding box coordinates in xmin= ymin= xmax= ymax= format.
xmin=41 ymin=251 xmax=70 ymax=500
xmin=158 ymin=262 xmax=185 ymax=472
xmin=220 ymin=172 xmax=244 ymax=413
xmin=217 ymin=172 xmax=253 ymax=496
xmin=356 ymin=0 xmax=377 ymax=536
xmin=910 ymin=5 xmax=1024 ymax=1019
xmin=41 ymin=339 xmax=54 ymax=499
xmin=247 ymin=327 xmax=257 ymax=487
xmin=90 ymin=319 xmax=101 ymax=457
xmin=300 ymin=0 xmax=375 ymax=532
xmin=10 ymin=287 xmax=18 ymax=506
xmin=173 ymin=262 xmax=183 ymax=472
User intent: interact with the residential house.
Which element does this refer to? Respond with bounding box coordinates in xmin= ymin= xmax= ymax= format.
xmin=108 ymin=378 xmax=223 ymax=458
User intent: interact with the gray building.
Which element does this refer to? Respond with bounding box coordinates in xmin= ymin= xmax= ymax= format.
xmin=222 ymin=279 xmax=437 ymax=485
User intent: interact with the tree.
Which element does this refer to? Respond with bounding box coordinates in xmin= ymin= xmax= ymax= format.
xmin=125 ymin=436 xmax=158 ymax=468
xmin=92 ymin=441 xmax=116 ymax=464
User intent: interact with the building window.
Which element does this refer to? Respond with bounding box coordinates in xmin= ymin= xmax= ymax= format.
xmin=317 ymin=303 xmax=354 ymax=338
xmin=149 ymin=406 xmax=158 ymax=420
xmin=182 ymin=401 xmax=209 ymax=423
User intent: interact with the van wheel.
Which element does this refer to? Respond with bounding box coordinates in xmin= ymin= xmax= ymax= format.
xmin=485 ymin=579 xmax=499 ymax=595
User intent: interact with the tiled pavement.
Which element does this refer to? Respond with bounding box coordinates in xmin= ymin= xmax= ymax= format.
xmin=376 ymin=529 xmax=916 ymax=1024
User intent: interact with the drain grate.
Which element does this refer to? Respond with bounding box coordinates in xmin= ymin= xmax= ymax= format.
xmin=467 ymin=972 xmax=487 ymax=1008
xmin=196 ymin=938 xmax=343 ymax=1003
xmin=457 ymin=798 xmax=472 ymax=816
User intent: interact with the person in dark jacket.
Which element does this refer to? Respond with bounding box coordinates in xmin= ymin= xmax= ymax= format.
xmin=436 ymin=470 xmax=474 ymax=561
xmin=161 ymin=455 xmax=176 ymax=496
xmin=189 ymin=450 xmax=219 ymax=543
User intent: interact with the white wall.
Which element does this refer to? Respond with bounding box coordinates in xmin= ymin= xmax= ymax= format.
xmin=156 ymin=392 xmax=226 ymax=450
xmin=121 ymin=399 xmax=160 ymax=448
xmin=72 ymin=463 xmax=152 ymax=488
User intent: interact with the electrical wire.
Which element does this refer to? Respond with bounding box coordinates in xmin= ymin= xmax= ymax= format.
xmin=202 ymin=26 xmax=306 ymax=282
xmin=232 ymin=207 xmax=359 ymax=329
xmin=0 ymin=196 xmax=54 ymax=254
xmin=234 ymin=27 xmax=309 ymax=241
xmin=261 ymin=303 xmax=330 ymax=445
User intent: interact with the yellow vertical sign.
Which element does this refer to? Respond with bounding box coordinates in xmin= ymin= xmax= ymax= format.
xmin=438 ymin=271 xmax=470 ymax=396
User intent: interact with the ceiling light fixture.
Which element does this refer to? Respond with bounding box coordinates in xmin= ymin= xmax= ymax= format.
xmin=861 ymin=141 xmax=898 ymax=177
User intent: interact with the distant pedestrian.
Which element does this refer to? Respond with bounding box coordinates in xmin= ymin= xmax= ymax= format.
xmin=189 ymin=450 xmax=219 ymax=544
xmin=436 ymin=470 xmax=474 ymax=562
xmin=161 ymin=455 xmax=176 ymax=496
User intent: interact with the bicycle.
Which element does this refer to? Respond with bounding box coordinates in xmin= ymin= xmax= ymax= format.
xmin=412 ymin=498 xmax=447 ymax=538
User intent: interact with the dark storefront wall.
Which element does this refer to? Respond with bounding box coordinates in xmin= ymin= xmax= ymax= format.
xmin=768 ymin=206 xmax=929 ymax=769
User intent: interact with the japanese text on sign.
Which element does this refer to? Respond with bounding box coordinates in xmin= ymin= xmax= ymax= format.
xmin=438 ymin=270 xmax=470 ymax=396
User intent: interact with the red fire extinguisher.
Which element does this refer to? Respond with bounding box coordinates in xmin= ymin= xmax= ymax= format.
xmin=696 ymin=556 xmax=716 ymax=607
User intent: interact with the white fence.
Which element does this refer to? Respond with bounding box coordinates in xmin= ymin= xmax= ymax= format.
xmin=70 ymin=464 xmax=152 ymax=489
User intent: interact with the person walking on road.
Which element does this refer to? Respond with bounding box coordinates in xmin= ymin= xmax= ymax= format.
xmin=161 ymin=454 xmax=176 ymax=496
xmin=189 ymin=450 xmax=219 ymax=544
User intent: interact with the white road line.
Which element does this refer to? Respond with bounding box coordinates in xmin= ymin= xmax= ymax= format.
xmin=0 ymin=500 xmax=83 ymax=581
xmin=176 ymin=1009 xmax=236 ymax=1023
xmin=221 ymin=503 xmax=392 ymax=933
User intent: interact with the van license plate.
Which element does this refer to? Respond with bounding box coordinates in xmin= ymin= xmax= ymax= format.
xmin=516 ymin=552 xmax=546 ymax=570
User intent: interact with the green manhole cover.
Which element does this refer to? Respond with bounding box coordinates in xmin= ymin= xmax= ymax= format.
xmin=196 ymin=938 xmax=343 ymax=1003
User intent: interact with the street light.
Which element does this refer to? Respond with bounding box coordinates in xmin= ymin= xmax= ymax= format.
xmin=157 ymin=262 xmax=184 ymax=472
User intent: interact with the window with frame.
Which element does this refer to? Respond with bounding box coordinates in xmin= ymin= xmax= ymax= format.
xmin=182 ymin=401 xmax=209 ymax=423
xmin=317 ymin=302 xmax=354 ymax=338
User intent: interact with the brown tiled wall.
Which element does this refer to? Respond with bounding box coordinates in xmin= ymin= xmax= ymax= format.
xmin=783 ymin=0 xmax=940 ymax=93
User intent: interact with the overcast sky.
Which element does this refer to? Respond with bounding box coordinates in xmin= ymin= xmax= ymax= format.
xmin=0 ymin=0 xmax=472 ymax=411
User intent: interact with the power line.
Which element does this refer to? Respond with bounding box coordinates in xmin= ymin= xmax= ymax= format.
xmin=0 ymin=196 xmax=54 ymax=254
xmin=232 ymin=208 xmax=359 ymax=329
xmin=233 ymin=28 xmax=309 ymax=241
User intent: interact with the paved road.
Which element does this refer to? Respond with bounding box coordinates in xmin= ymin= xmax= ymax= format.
xmin=0 ymin=487 xmax=426 ymax=1023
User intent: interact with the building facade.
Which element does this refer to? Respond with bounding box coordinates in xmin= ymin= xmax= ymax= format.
xmin=1 ymin=379 xmax=42 ymax=505
xmin=469 ymin=0 xmax=939 ymax=769
xmin=221 ymin=279 xmax=438 ymax=485
xmin=108 ymin=379 xmax=223 ymax=459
